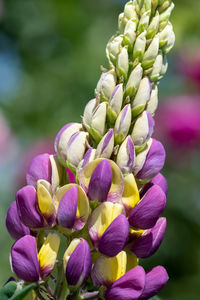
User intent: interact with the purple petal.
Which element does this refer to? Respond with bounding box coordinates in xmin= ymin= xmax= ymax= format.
xmin=88 ymin=160 xmax=112 ymax=202
xmin=150 ymin=173 xmax=168 ymax=195
xmin=129 ymin=217 xmax=167 ymax=258
xmin=127 ymin=137 xmax=135 ymax=171
xmin=66 ymin=168 xmax=76 ymax=183
xmin=99 ymin=215 xmax=129 ymax=257
xmin=139 ymin=266 xmax=169 ymax=299
xmin=146 ymin=112 xmax=155 ymax=140
xmin=128 ymin=185 xmax=166 ymax=229
xmin=16 ymin=186 xmax=44 ymax=228
xmin=57 ymin=186 xmax=78 ymax=229
xmin=6 ymin=202 xmax=30 ymax=240
xmin=105 ymin=266 xmax=146 ymax=300
xmin=11 ymin=235 xmax=40 ymax=282
xmin=82 ymin=148 xmax=94 ymax=168
xmin=26 ymin=153 xmax=52 ymax=188
xmin=101 ymin=130 xmax=114 ymax=154
xmin=137 ymin=139 xmax=166 ymax=180
xmin=66 ymin=239 xmax=91 ymax=286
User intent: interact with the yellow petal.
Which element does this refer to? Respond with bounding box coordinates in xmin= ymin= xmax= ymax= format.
xmin=89 ymin=202 xmax=124 ymax=238
xmin=93 ymin=251 xmax=127 ymax=285
xmin=38 ymin=233 xmax=60 ymax=278
xmin=37 ymin=180 xmax=55 ymax=219
xmin=121 ymin=174 xmax=140 ymax=215
xmin=50 ymin=155 xmax=64 ymax=191
xmin=63 ymin=238 xmax=81 ymax=270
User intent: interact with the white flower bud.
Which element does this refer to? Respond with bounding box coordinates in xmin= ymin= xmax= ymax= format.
xmin=117 ymin=46 xmax=129 ymax=79
xmin=106 ymin=35 xmax=123 ymax=65
xmin=142 ymin=36 xmax=159 ymax=69
xmin=118 ymin=13 xmax=126 ymax=33
xmin=83 ymin=98 xmax=97 ymax=127
xmin=159 ymin=3 xmax=175 ymax=25
xmin=91 ymin=102 xmax=107 ymax=138
xmin=159 ymin=23 xmax=174 ymax=47
xmin=109 ymin=84 xmax=123 ymax=115
xmin=66 ymin=132 xmax=89 ymax=169
xmin=116 ymin=136 xmax=135 ymax=174
xmin=96 ymin=71 xmax=116 ymax=102
xmin=78 ymin=147 xmax=97 ymax=170
xmin=133 ymin=139 xmax=152 ymax=175
xmin=133 ymin=31 xmax=146 ymax=62
xmin=150 ymin=52 xmax=163 ymax=81
xmin=114 ymin=104 xmax=132 ymax=144
xmin=163 ymin=30 xmax=175 ymax=54
xmin=124 ymin=1 xmax=137 ymax=20
xmin=140 ymin=0 xmax=151 ymax=15
xmin=132 ymin=77 xmax=152 ymax=117
xmin=160 ymin=55 xmax=168 ymax=77
xmin=147 ymin=12 xmax=159 ymax=39
xmin=138 ymin=11 xmax=150 ymax=33
xmin=96 ymin=129 xmax=114 ymax=159
xmin=146 ymin=86 xmax=158 ymax=115
xmin=124 ymin=19 xmax=137 ymax=49
xmin=131 ymin=111 xmax=155 ymax=146
xmin=125 ymin=63 xmax=143 ymax=98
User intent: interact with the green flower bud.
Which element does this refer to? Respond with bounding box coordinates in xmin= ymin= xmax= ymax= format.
xmin=133 ymin=31 xmax=146 ymax=62
xmin=117 ymin=46 xmax=129 ymax=79
xmin=146 ymin=86 xmax=158 ymax=115
xmin=142 ymin=36 xmax=159 ymax=69
xmin=125 ymin=63 xmax=143 ymax=98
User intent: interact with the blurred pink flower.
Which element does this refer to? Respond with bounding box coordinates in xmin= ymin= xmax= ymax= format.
xmin=179 ymin=47 xmax=200 ymax=87
xmin=154 ymin=95 xmax=200 ymax=160
xmin=0 ymin=112 xmax=17 ymax=159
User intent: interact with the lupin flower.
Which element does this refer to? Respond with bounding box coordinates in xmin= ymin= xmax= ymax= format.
xmin=63 ymin=238 xmax=91 ymax=286
xmin=10 ymin=233 xmax=60 ymax=282
xmin=79 ymin=158 xmax=124 ymax=203
xmin=88 ymin=202 xmax=129 ymax=257
xmin=5 ymin=1 xmax=175 ymax=298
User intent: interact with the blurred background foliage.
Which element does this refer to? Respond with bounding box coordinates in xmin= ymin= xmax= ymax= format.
xmin=0 ymin=0 xmax=200 ymax=299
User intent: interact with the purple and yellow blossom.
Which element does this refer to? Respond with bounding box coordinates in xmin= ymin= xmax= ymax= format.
xmin=11 ymin=233 xmax=60 ymax=282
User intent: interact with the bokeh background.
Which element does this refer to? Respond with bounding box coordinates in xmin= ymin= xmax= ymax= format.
xmin=0 ymin=0 xmax=200 ymax=299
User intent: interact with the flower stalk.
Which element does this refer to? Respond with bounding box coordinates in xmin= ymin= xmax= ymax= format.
xmin=4 ymin=1 xmax=175 ymax=299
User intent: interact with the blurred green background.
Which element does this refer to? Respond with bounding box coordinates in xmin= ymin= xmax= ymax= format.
xmin=0 ymin=0 xmax=200 ymax=299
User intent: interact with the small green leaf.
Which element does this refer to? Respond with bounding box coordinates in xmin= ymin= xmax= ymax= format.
xmin=10 ymin=283 xmax=37 ymax=300
xmin=0 ymin=281 xmax=18 ymax=300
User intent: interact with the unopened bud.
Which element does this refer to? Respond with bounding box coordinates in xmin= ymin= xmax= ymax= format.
xmin=79 ymin=147 xmax=96 ymax=169
xmin=140 ymin=0 xmax=151 ymax=15
xmin=125 ymin=63 xmax=143 ymax=98
xmin=159 ymin=22 xmax=173 ymax=47
xmin=66 ymin=131 xmax=89 ymax=169
xmin=147 ymin=12 xmax=159 ymax=39
xmin=116 ymin=136 xmax=135 ymax=174
xmin=114 ymin=104 xmax=132 ymax=144
xmin=159 ymin=3 xmax=175 ymax=25
xmin=131 ymin=111 xmax=155 ymax=146
xmin=83 ymin=98 xmax=97 ymax=128
xmin=160 ymin=55 xmax=168 ymax=77
xmin=118 ymin=13 xmax=126 ymax=33
xmin=163 ymin=29 xmax=175 ymax=54
xmin=132 ymin=77 xmax=152 ymax=117
xmin=142 ymin=36 xmax=159 ymax=69
xmin=124 ymin=19 xmax=137 ymax=50
xmin=133 ymin=31 xmax=146 ymax=62
xmin=109 ymin=84 xmax=123 ymax=116
xmin=138 ymin=11 xmax=150 ymax=34
xmin=96 ymin=129 xmax=114 ymax=159
xmin=106 ymin=35 xmax=123 ymax=65
xmin=124 ymin=1 xmax=137 ymax=20
xmin=90 ymin=102 xmax=107 ymax=142
xmin=117 ymin=46 xmax=129 ymax=79
xmin=150 ymin=52 xmax=163 ymax=82
xmin=146 ymin=86 xmax=158 ymax=115
xmin=96 ymin=71 xmax=116 ymax=102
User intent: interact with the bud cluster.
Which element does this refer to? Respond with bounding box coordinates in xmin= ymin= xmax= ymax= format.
xmin=5 ymin=1 xmax=175 ymax=299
